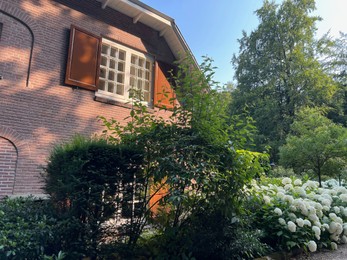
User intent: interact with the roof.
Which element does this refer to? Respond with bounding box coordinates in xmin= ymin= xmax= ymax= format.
xmin=96 ymin=0 xmax=198 ymax=67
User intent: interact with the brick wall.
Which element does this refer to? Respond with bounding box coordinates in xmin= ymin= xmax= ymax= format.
xmin=0 ymin=0 xmax=175 ymax=195
xmin=0 ymin=137 xmax=17 ymax=197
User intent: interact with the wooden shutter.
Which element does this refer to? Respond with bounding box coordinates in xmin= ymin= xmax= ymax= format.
xmin=149 ymin=180 xmax=169 ymax=215
xmin=65 ymin=25 xmax=101 ymax=91
xmin=154 ymin=61 xmax=177 ymax=109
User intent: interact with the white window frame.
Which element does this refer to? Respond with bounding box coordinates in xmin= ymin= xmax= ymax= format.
xmin=95 ymin=38 xmax=154 ymax=106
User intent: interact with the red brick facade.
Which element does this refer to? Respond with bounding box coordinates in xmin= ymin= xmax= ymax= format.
xmin=0 ymin=0 xmax=179 ymax=196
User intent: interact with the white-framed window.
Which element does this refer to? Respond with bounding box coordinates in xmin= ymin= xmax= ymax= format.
xmin=96 ymin=38 xmax=153 ymax=104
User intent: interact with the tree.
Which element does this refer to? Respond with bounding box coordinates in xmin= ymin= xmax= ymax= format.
xmin=279 ymin=107 xmax=347 ymax=186
xmin=318 ymin=32 xmax=347 ymax=125
xmin=99 ymin=56 xmax=269 ymax=257
xmin=231 ymin=0 xmax=337 ymax=160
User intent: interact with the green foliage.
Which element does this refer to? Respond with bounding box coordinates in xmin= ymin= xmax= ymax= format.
xmin=231 ymin=0 xmax=338 ymax=160
xmin=0 ymin=197 xmax=63 ymax=259
xmin=144 ymin=207 xmax=269 ymax=260
xmin=44 ymin=135 xmax=144 ymax=258
xmin=279 ymin=107 xmax=347 ymax=186
xmin=249 ymin=177 xmax=347 ymax=253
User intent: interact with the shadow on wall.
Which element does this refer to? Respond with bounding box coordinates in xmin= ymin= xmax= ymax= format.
xmin=0 ymin=0 xmax=174 ymax=194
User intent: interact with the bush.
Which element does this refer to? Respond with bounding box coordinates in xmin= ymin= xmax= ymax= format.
xmin=249 ymin=177 xmax=347 ymax=253
xmin=0 ymin=197 xmax=61 ymax=259
xmin=43 ymin=135 xmax=144 ymax=258
xmin=146 ymin=206 xmax=269 ymax=260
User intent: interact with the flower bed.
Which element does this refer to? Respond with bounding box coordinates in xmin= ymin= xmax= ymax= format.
xmin=249 ymin=178 xmax=347 ymax=253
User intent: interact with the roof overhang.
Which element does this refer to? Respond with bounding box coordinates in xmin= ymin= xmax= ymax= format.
xmin=96 ymin=0 xmax=198 ymax=68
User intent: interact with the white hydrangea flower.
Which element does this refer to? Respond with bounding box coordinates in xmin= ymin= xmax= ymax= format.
xmin=263 ymin=195 xmax=271 ymax=204
xmin=296 ymin=218 xmax=305 ymax=227
xmin=314 ymin=221 xmax=322 ymax=229
xmin=331 ymin=242 xmax=338 ymax=250
xmin=278 ymin=218 xmax=286 ymax=225
xmin=294 ymin=187 xmax=306 ymax=197
xmin=316 ymin=210 xmax=323 ymax=218
xmin=331 ymin=234 xmax=339 ymax=242
xmin=337 ymin=186 xmax=347 ymax=194
xmin=322 ymin=223 xmax=329 ymax=231
xmin=343 ymin=224 xmax=347 ymax=235
xmin=323 ymin=205 xmax=330 ymax=212
xmin=329 ymin=213 xmax=338 ymax=220
xmin=336 ymin=217 xmax=343 ymax=225
xmin=308 ymin=213 xmax=319 ymax=222
xmin=304 ymin=219 xmax=311 ymax=227
xmin=314 ymin=202 xmax=323 ymax=211
xmin=307 ymin=240 xmax=317 ymax=252
xmin=277 ymin=192 xmax=285 ymax=199
xmin=274 ymin=208 xmax=283 ymax=216
xmin=287 ymin=221 xmax=297 ymax=232
xmin=336 ymin=223 xmax=343 ymax=235
xmin=334 ymin=206 xmax=341 ymax=214
xmin=282 ymin=177 xmax=292 ymax=185
xmin=303 ymin=180 xmax=319 ymax=190
xmin=342 ymin=235 xmax=347 ymax=244
xmin=284 ymin=195 xmax=294 ymax=204
xmin=289 ymin=205 xmax=297 ymax=212
xmin=312 ymin=226 xmax=321 ymax=237
xmin=343 ymin=208 xmax=347 ymax=217
xmin=284 ymin=184 xmax=293 ymax=190
xmin=294 ymin=179 xmax=302 ymax=186
xmin=288 ymin=213 xmax=297 ymax=221
xmin=329 ymin=189 xmax=337 ymax=196
xmin=329 ymin=222 xmax=338 ymax=234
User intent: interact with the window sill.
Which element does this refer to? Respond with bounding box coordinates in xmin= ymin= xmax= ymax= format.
xmin=94 ymin=95 xmax=155 ymax=112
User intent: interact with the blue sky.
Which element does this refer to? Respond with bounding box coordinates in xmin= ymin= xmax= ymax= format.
xmin=141 ymin=0 xmax=347 ymax=85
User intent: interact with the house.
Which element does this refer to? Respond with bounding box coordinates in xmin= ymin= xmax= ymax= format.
xmin=0 ymin=0 xmax=197 ymax=198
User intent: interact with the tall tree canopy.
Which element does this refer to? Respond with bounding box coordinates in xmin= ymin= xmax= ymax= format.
xmin=231 ymin=0 xmax=337 ymax=160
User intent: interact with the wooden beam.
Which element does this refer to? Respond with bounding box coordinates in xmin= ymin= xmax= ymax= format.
xmin=160 ymin=28 xmax=168 ymax=37
xmin=133 ymin=13 xmax=143 ymax=24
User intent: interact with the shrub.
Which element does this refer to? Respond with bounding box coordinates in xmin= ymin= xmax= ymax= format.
xmin=43 ymin=135 xmax=144 ymax=258
xmin=249 ymin=177 xmax=347 ymax=253
xmin=0 ymin=197 xmax=61 ymax=259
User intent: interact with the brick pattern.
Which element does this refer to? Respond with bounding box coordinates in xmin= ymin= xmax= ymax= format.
xmin=0 ymin=0 xmax=175 ymax=195
xmin=0 ymin=137 xmax=17 ymax=197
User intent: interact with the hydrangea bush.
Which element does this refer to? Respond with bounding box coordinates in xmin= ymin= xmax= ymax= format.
xmin=249 ymin=177 xmax=347 ymax=253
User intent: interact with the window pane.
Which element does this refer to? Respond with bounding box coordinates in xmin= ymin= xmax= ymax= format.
xmin=144 ymin=81 xmax=150 ymax=91
xmin=144 ymin=92 xmax=149 ymax=102
xmin=100 ymin=68 xmax=106 ymax=78
xmin=98 ymin=79 xmax=106 ymax=90
xmin=137 ymin=79 xmax=142 ymax=89
xmin=110 ymin=47 xmax=117 ymax=57
xmin=101 ymin=44 xmax=109 ymax=54
xmin=119 ymin=50 xmax=125 ymax=61
xmin=108 ymin=82 xmax=114 ymax=93
xmin=108 ymin=70 xmax=115 ymax=81
xmin=118 ymin=62 xmax=124 ymax=71
xmin=131 ymin=55 xmax=136 ymax=64
xmin=139 ymin=58 xmax=144 ymax=67
xmin=117 ymin=73 xmax=124 ymax=83
xmin=109 ymin=59 xmax=116 ymax=69
xmin=145 ymin=61 xmax=150 ymax=70
xmin=145 ymin=71 xmax=150 ymax=80
xmin=130 ymin=77 xmax=135 ymax=87
xmin=116 ymin=84 xmax=124 ymax=95
xmin=138 ymin=69 xmax=143 ymax=78
xmin=101 ymin=56 xmax=107 ymax=66
xmin=130 ymin=66 xmax=135 ymax=76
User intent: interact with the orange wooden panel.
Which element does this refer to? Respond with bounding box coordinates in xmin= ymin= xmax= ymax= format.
xmin=65 ymin=25 xmax=101 ymax=91
xmin=154 ymin=61 xmax=177 ymax=109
